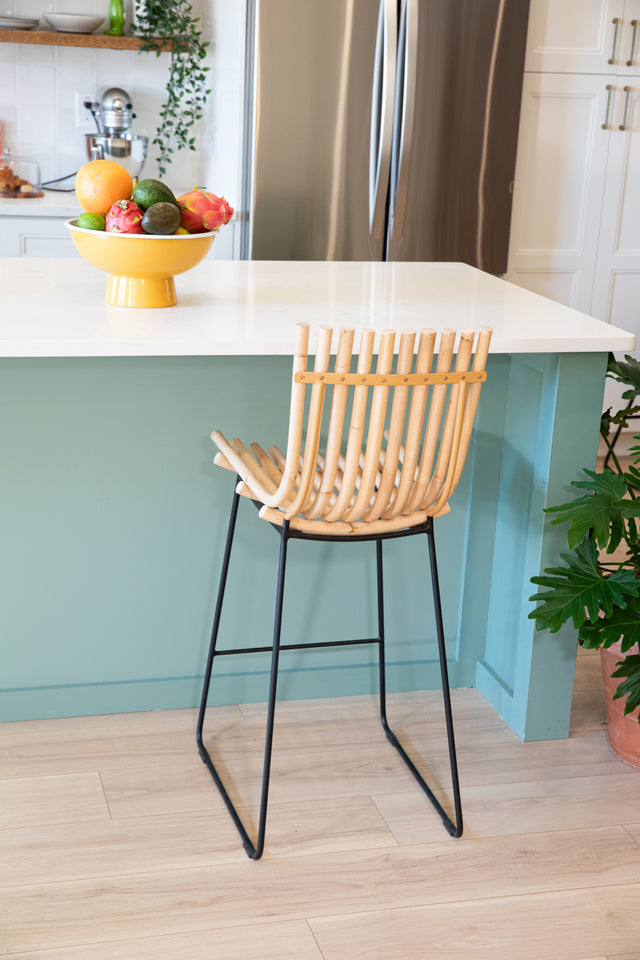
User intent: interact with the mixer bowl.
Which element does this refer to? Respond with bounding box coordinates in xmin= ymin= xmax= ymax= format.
xmin=65 ymin=219 xmax=216 ymax=308
xmin=85 ymin=133 xmax=148 ymax=179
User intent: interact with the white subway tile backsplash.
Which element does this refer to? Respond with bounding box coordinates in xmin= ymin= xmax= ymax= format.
xmin=19 ymin=103 xmax=56 ymax=144
xmin=17 ymin=64 xmax=56 ymax=107
xmin=0 ymin=38 xmax=15 ymax=63
xmin=95 ymin=47 xmax=134 ymax=92
xmin=16 ymin=42 xmax=54 ymax=66
xmin=0 ymin=110 xmax=15 ymax=151
xmin=0 ymin=60 xmax=16 ymax=101
xmin=32 ymin=149 xmax=56 ymax=181
xmin=54 ymin=45 xmax=96 ymax=77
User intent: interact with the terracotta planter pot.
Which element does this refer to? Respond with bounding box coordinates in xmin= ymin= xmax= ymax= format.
xmin=600 ymin=641 xmax=640 ymax=767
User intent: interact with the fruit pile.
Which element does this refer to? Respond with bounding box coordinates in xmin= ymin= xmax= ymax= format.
xmin=74 ymin=159 xmax=233 ymax=236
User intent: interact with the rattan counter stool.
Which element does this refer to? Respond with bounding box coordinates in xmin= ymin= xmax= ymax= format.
xmin=197 ymin=322 xmax=492 ymax=859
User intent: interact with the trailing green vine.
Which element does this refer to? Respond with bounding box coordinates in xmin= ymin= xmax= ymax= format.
xmin=131 ymin=1 xmax=211 ymax=177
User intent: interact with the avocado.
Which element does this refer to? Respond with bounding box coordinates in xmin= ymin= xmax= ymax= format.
xmin=132 ymin=179 xmax=179 ymax=211
xmin=141 ymin=202 xmax=182 ymax=235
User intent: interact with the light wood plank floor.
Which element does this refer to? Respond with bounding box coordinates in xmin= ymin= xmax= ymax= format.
xmin=1 ymin=648 xmax=639 ymax=960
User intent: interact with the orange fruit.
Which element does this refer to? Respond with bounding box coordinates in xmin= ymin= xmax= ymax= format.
xmin=75 ymin=160 xmax=134 ymax=216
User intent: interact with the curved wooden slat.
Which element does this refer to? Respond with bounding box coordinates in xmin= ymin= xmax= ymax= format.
xmin=323 ymin=328 xmax=376 ymax=522
xmin=404 ymin=329 xmax=456 ymax=514
xmin=364 ymin=329 xmax=415 ymax=521
xmin=305 ymin=327 xmax=355 ymax=519
xmin=250 ymin=442 xmax=284 ymax=487
xmin=421 ymin=328 xmax=475 ymax=510
xmin=283 ymin=325 xmax=334 ymax=520
xmin=210 ymin=322 xmax=310 ymax=508
xmin=343 ymin=330 xmax=396 ymax=522
xmin=450 ymin=326 xmax=493 ymax=491
xmin=383 ymin=328 xmax=436 ymax=519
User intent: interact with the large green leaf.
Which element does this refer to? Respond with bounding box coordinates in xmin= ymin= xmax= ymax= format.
xmin=529 ymin=538 xmax=640 ymax=633
xmin=546 ymin=468 xmax=634 ymax=552
xmin=606 ymin=353 xmax=640 ymax=396
xmin=611 ymin=653 xmax=640 ymax=719
xmin=577 ymin=598 xmax=640 ymax=651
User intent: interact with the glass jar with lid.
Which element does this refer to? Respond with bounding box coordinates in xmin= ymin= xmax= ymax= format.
xmin=0 ymin=152 xmax=43 ymax=198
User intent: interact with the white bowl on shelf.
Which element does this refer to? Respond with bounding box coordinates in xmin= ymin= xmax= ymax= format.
xmin=0 ymin=16 xmax=39 ymax=29
xmin=43 ymin=13 xmax=105 ymax=34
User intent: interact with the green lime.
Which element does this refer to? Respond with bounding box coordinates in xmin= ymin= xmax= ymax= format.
xmin=77 ymin=212 xmax=106 ymax=231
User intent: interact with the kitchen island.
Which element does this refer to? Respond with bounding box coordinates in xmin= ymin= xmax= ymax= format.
xmin=0 ymin=258 xmax=633 ymax=739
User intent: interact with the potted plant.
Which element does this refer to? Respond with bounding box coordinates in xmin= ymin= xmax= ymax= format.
xmin=529 ymin=353 xmax=640 ymax=765
xmin=131 ymin=1 xmax=211 ymax=177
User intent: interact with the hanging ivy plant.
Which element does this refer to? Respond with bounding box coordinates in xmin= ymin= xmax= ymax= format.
xmin=131 ymin=1 xmax=211 ymax=177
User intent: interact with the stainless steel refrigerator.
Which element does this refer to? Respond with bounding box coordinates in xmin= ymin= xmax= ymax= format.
xmin=241 ymin=0 xmax=530 ymax=271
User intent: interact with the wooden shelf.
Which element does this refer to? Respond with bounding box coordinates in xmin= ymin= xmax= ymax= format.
xmin=0 ymin=29 xmax=171 ymax=51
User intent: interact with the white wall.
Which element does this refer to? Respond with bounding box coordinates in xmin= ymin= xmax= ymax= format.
xmin=0 ymin=0 xmax=246 ymax=254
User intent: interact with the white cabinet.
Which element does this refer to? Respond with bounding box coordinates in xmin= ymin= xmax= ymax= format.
xmin=506 ymin=73 xmax=611 ymax=311
xmin=525 ymin=0 xmax=640 ymax=75
xmin=507 ymin=74 xmax=640 ymax=340
xmin=508 ymin=0 xmax=640 ymax=394
xmin=0 ymin=217 xmax=78 ymax=257
xmin=590 ymin=82 xmax=640 ymax=340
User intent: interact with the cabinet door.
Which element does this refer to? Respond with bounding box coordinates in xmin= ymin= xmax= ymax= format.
xmin=591 ymin=80 xmax=640 ymax=367
xmin=621 ymin=0 xmax=640 ymax=74
xmin=0 ymin=218 xmax=78 ymax=257
xmin=525 ymin=0 xmax=624 ymax=73
xmin=505 ymin=73 xmax=612 ymax=312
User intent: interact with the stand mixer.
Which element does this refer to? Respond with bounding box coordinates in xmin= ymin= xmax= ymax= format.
xmin=85 ymin=87 xmax=148 ymax=178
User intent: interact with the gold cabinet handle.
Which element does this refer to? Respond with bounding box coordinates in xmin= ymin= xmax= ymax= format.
xmin=620 ymin=86 xmax=632 ymax=130
xmin=602 ymin=84 xmax=614 ymax=128
xmin=609 ymin=17 xmax=621 ymax=63
xmin=627 ymin=19 xmax=638 ymax=65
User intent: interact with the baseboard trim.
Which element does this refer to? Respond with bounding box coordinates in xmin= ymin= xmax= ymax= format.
xmin=1 ymin=658 xmax=475 ymax=721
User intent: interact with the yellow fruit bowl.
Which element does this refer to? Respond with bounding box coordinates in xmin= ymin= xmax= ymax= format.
xmin=65 ymin=219 xmax=216 ymax=308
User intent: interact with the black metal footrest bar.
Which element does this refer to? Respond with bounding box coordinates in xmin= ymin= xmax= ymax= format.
xmin=211 ymin=636 xmax=382 ymax=658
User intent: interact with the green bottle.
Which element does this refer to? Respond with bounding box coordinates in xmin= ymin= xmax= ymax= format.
xmin=104 ymin=0 xmax=124 ymax=36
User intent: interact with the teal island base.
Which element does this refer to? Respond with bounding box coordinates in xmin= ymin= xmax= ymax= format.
xmin=0 ymin=351 xmax=607 ymax=740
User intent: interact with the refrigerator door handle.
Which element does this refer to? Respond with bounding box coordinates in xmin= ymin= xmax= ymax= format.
xmin=389 ymin=0 xmax=418 ymax=244
xmin=369 ymin=0 xmax=397 ymax=238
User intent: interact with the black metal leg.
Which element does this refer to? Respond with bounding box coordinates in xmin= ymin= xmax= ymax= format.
xmin=376 ymin=539 xmax=388 ymax=726
xmin=197 ymin=481 xmax=289 ymax=860
xmin=196 ymin=483 xmax=240 ymax=752
xmin=250 ymin=520 xmax=289 ymax=859
xmin=377 ymin=522 xmax=463 ymax=838
xmin=426 ymin=517 xmax=463 ymax=836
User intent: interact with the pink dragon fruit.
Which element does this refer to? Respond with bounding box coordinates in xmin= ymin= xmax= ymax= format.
xmin=105 ymin=199 xmax=145 ymax=234
xmin=176 ymin=188 xmax=234 ymax=234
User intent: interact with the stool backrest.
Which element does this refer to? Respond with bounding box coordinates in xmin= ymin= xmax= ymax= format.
xmin=275 ymin=323 xmax=492 ymax=524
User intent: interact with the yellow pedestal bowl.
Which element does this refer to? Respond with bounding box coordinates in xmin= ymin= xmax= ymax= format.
xmin=65 ymin=219 xmax=216 ymax=308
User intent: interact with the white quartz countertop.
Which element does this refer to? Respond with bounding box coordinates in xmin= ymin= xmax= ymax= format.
xmin=0 ymin=257 xmax=634 ymax=357
xmin=0 ymin=189 xmax=79 ymax=218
